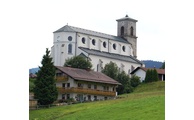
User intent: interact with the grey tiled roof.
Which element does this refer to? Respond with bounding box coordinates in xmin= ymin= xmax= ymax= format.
xmin=54 ymin=25 xmax=129 ymax=43
xmin=79 ymin=47 xmax=143 ymax=65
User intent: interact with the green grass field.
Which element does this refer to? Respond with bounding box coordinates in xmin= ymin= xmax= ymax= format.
xmin=29 ymin=81 xmax=165 ymax=120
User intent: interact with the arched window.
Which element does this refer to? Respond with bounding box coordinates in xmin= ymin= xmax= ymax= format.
xmin=113 ymin=43 xmax=116 ymax=50
xmin=122 ymin=46 xmax=126 ymax=52
xmin=130 ymin=26 xmax=134 ymax=36
xmin=68 ymin=44 xmax=72 ymax=54
xmin=92 ymin=39 xmax=96 ymax=46
xmin=82 ymin=37 xmax=86 ymax=44
xmin=103 ymin=41 xmax=106 ymax=48
xmin=121 ymin=26 xmax=124 ymax=36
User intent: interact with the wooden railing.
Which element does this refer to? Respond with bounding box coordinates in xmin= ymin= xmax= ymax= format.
xmin=57 ymin=87 xmax=116 ymax=96
xmin=55 ymin=76 xmax=68 ymax=82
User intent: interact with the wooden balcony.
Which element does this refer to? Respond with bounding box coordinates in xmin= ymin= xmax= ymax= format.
xmin=55 ymin=76 xmax=68 ymax=82
xmin=57 ymin=87 xmax=116 ymax=96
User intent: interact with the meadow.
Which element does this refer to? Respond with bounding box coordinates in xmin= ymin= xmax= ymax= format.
xmin=29 ymin=81 xmax=165 ymax=120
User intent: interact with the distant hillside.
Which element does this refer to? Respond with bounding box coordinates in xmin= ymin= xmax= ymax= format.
xmin=29 ymin=67 xmax=40 ymax=74
xmin=141 ymin=60 xmax=163 ymax=68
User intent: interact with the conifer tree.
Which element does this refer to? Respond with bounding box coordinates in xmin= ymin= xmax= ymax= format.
xmin=34 ymin=48 xmax=58 ymax=105
xmin=153 ymin=69 xmax=159 ymax=81
xmin=145 ymin=69 xmax=151 ymax=83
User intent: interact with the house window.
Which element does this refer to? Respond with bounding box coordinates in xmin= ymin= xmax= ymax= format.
xmin=68 ymin=44 xmax=72 ymax=54
xmin=82 ymin=37 xmax=86 ymax=44
xmin=107 ymin=86 xmax=109 ymax=91
xmin=94 ymin=85 xmax=97 ymax=89
xmin=103 ymin=86 xmax=109 ymax=91
xmin=113 ymin=87 xmax=115 ymax=91
xmin=92 ymin=39 xmax=96 ymax=45
xmin=104 ymin=96 xmax=107 ymax=100
xmin=78 ymin=83 xmax=83 ymax=88
xmin=103 ymin=41 xmax=106 ymax=48
xmin=88 ymin=95 xmax=91 ymax=101
xmin=62 ymin=83 xmax=66 ymax=88
xmin=88 ymin=84 xmax=91 ymax=89
xmin=113 ymin=43 xmax=116 ymax=50
xmin=56 ymin=73 xmax=63 ymax=76
xmin=121 ymin=26 xmax=124 ymax=36
xmin=62 ymin=94 xmax=65 ymax=99
xmin=122 ymin=46 xmax=126 ymax=52
xmin=68 ymin=36 xmax=72 ymax=41
xmin=67 ymin=94 xmax=70 ymax=99
xmin=94 ymin=96 xmax=97 ymax=101
xmin=67 ymin=83 xmax=70 ymax=88
xmin=130 ymin=26 xmax=134 ymax=36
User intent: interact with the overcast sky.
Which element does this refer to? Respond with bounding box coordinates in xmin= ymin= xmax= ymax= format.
xmin=1 ymin=0 xmax=182 ymax=69
xmin=0 ymin=0 xmax=193 ymax=69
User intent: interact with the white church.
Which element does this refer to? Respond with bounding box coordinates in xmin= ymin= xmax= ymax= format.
xmin=51 ymin=15 xmax=144 ymax=75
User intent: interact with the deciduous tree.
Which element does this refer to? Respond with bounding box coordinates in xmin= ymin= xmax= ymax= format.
xmin=64 ymin=56 xmax=92 ymax=70
xmin=101 ymin=61 xmax=119 ymax=80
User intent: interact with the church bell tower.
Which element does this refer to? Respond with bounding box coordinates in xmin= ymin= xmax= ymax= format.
xmin=116 ymin=15 xmax=138 ymax=58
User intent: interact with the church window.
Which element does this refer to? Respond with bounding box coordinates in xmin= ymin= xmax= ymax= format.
xmin=130 ymin=26 xmax=134 ymax=36
xmin=121 ymin=26 xmax=124 ymax=36
xmin=131 ymin=65 xmax=135 ymax=71
xmin=68 ymin=44 xmax=72 ymax=54
xmin=113 ymin=43 xmax=116 ymax=50
xmin=68 ymin=36 xmax=72 ymax=41
xmin=103 ymin=41 xmax=106 ymax=48
xmin=92 ymin=39 xmax=96 ymax=45
xmin=128 ymin=69 xmax=131 ymax=75
xmin=61 ymin=44 xmax=65 ymax=47
xmin=57 ymin=36 xmax=60 ymax=40
xmin=122 ymin=46 xmax=126 ymax=52
xmin=82 ymin=37 xmax=86 ymax=44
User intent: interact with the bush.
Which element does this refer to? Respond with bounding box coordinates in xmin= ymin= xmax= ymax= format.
xmin=130 ymin=75 xmax=141 ymax=87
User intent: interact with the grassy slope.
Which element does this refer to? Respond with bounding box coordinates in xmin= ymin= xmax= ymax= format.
xmin=29 ymin=81 xmax=165 ymax=120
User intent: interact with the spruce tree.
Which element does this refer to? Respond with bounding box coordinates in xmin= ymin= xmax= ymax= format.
xmin=145 ymin=69 xmax=151 ymax=83
xmin=34 ymin=48 xmax=58 ymax=105
xmin=153 ymin=69 xmax=159 ymax=81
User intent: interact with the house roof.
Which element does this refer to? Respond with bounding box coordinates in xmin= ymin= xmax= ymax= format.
xmin=53 ymin=25 xmax=129 ymax=44
xmin=131 ymin=67 xmax=165 ymax=75
xmin=55 ymin=66 xmax=121 ymax=85
xmin=79 ymin=47 xmax=143 ymax=65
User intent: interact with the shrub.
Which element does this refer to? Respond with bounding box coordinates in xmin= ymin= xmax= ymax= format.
xmin=130 ymin=75 xmax=141 ymax=87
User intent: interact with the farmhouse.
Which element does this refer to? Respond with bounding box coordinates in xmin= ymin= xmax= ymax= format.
xmin=130 ymin=67 xmax=165 ymax=82
xmin=55 ymin=66 xmax=121 ymax=102
xmin=51 ymin=15 xmax=144 ymax=75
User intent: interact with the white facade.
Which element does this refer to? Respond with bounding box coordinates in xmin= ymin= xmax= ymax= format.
xmin=132 ymin=69 xmax=146 ymax=82
xmin=56 ymin=72 xmax=117 ymax=101
xmin=51 ymin=15 xmax=143 ymax=75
